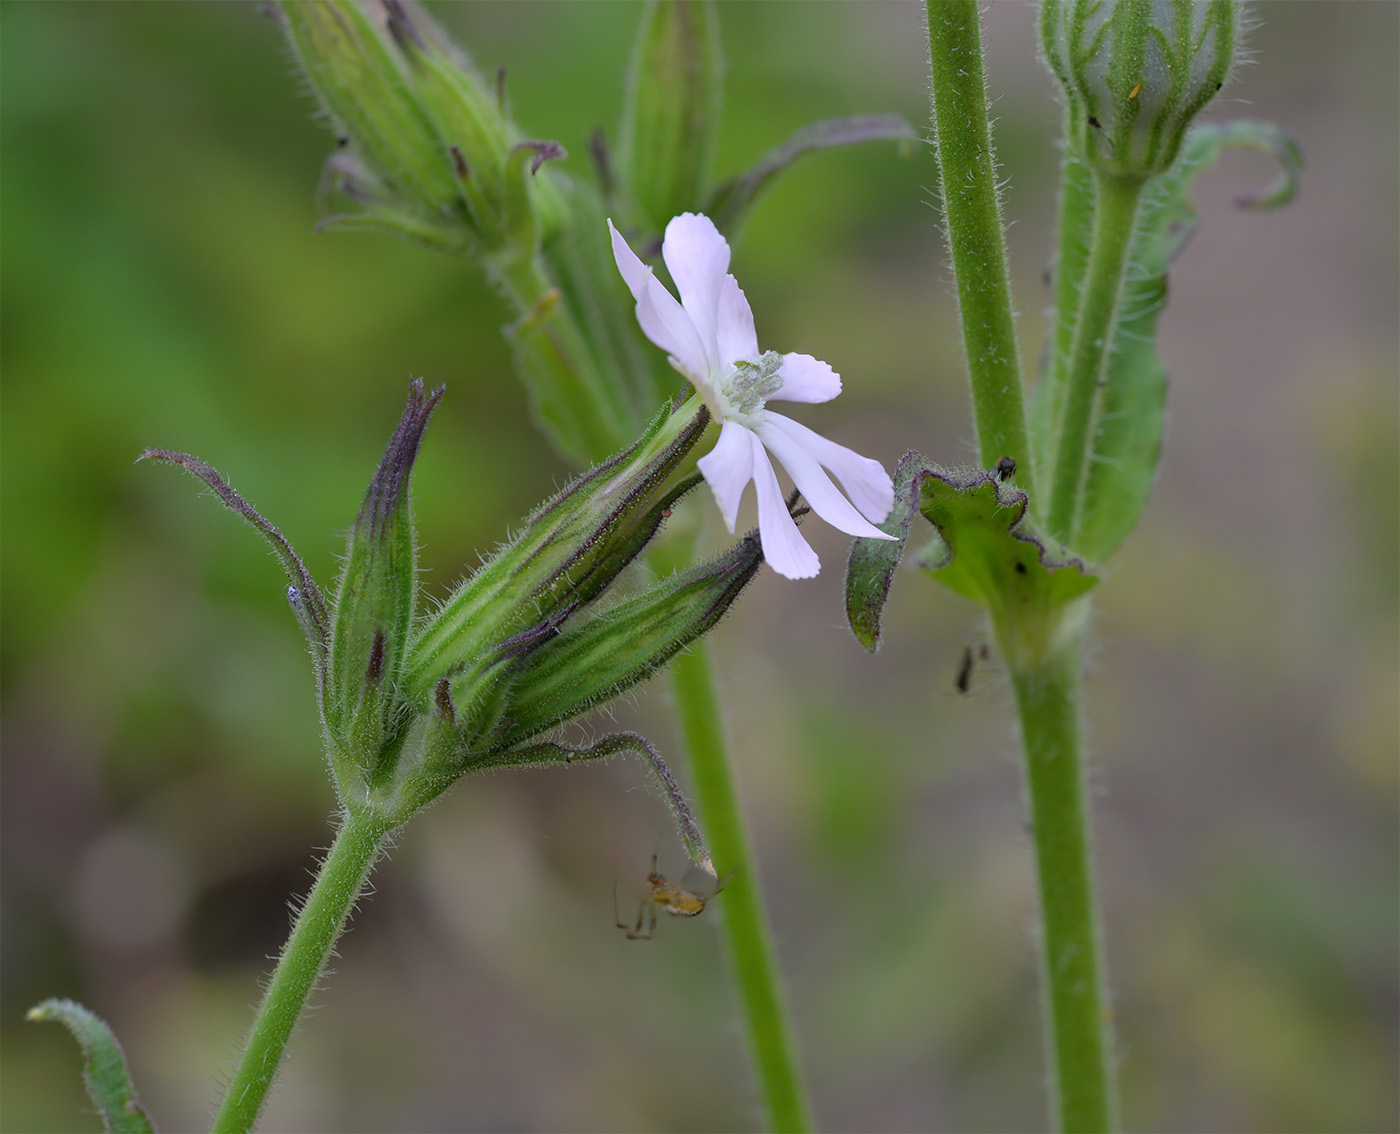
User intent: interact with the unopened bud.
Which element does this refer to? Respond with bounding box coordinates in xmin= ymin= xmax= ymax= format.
xmin=494 ymin=533 xmax=763 ymax=749
xmin=282 ymin=0 xmax=565 ymax=259
xmin=325 ymin=380 xmax=442 ymax=764
xmin=1041 ymin=0 xmax=1242 ymax=182
xmin=403 ymin=395 xmax=712 ymax=707
xmin=618 ymin=0 xmax=722 ymax=237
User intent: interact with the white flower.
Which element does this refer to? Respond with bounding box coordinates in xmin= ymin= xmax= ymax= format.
xmin=609 ymin=213 xmax=895 ymax=579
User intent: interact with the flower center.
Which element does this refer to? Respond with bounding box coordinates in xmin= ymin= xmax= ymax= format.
xmin=720 ymin=350 xmax=784 ymax=420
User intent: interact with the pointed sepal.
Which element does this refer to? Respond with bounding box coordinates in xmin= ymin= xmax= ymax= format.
xmin=137 ymin=449 xmax=329 ymax=664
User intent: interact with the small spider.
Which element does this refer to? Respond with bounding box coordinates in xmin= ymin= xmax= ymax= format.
xmin=614 ymin=855 xmax=734 ymax=940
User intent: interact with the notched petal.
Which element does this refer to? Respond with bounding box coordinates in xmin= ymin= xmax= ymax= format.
xmin=772 ymin=353 xmax=841 ymax=404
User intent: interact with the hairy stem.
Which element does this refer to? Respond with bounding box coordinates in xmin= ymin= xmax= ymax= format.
xmin=212 ymin=810 xmax=388 ymax=1134
xmin=670 ymin=643 xmax=811 ymax=1133
xmin=999 ymin=615 xmax=1116 ymax=1133
xmin=925 ymin=0 xmax=1036 ymax=498
xmin=1045 ymin=172 xmax=1145 ymax=544
xmin=1033 ymin=153 xmax=1098 ymax=488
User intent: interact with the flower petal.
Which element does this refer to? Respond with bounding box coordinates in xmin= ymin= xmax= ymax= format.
xmin=761 ymin=413 xmax=895 ymax=526
xmin=757 ymin=414 xmax=895 ymax=540
xmin=662 ymin=213 xmax=730 ymax=372
xmin=749 ymin=431 xmax=820 ymax=579
xmin=608 ymin=217 xmax=650 ymax=301
xmin=772 ymin=353 xmax=842 ymax=404
xmin=697 ymin=420 xmax=756 ymax=534
xmin=715 ymin=274 xmax=760 ymax=365
xmin=609 ymin=218 xmax=710 ymax=380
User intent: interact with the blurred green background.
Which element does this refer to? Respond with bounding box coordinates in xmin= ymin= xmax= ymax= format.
xmin=3 ymin=3 xmax=1396 ymax=1131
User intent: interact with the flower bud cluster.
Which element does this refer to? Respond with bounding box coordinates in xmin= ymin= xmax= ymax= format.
xmin=147 ymin=384 xmax=762 ymax=861
xmin=280 ymin=0 xmax=563 ymax=263
xmin=319 ymin=384 xmax=759 ymax=833
xmin=1040 ymin=0 xmax=1242 ymax=182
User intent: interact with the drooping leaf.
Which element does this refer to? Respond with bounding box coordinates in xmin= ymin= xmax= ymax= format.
xmin=138 ymin=448 xmax=330 ymax=661
xmin=845 ymin=451 xmax=1097 ymax=651
xmin=704 ymin=114 xmax=918 ymax=238
xmin=28 ymin=999 xmax=154 ymax=1134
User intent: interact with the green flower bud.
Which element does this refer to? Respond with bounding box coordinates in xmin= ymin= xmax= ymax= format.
xmin=403 ymin=394 xmax=713 ymax=710
xmin=493 ymin=534 xmax=762 ymax=751
xmin=1041 ymin=0 xmax=1242 ymax=182
xmin=618 ymin=0 xmax=723 ymax=238
xmin=280 ymin=0 xmax=565 ymax=259
xmin=324 ymin=380 xmax=441 ymax=774
xmin=280 ymin=1 xmax=460 ymax=219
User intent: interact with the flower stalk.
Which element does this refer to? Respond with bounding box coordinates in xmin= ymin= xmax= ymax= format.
xmin=996 ymin=608 xmax=1116 ymax=1134
xmin=924 ymin=0 xmax=1036 ymax=501
xmin=211 ymin=809 xmax=389 ymax=1134
xmin=1045 ymin=171 xmax=1145 ymax=546
xmin=670 ymin=644 xmax=812 ymax=1133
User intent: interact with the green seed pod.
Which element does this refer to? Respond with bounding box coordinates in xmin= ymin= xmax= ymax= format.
xmin=1041 ymin=0 xmax=1242 ymax=182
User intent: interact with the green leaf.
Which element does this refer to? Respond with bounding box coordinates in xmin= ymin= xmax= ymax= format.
xmin=1037 ymin=119 xmax=1302 ymax=563
xmin=27 ymin=999 xmax=154 ymax=1134
xmin=704 ymin=114 xmax=918 ymax=238
xmin=845 ymin=451 xmax=1097 ymax=651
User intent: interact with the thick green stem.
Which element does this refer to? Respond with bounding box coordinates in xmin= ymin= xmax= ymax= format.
xmin=999 ymin=615 xmax=1116 ymax=1133
xmin=1045 ymin=173 xmax=1145 ymax=544
xmin=670 ymin=643 xmax=811 ymax=1133
xmin=925 ymin=0 xmax=1036 ymax=499
xmin=212 ymin=810 xmax=388 ymax=1134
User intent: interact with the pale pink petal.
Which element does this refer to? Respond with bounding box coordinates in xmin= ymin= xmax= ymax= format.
xmin=662 ymin=213 xmax=730 ymax=371
xmin=761 ymin=413 xmax=895 ymax=525
xmin=757 ymin=415 xmax=895 ymax=540
xmin=697 ymin=420 xmax=755 ymax=534
xmin=608 ymin=218 xmax=649 ymax=301
xmin=715 ymin=274 xmax=759 ymax=365
xmin=634 ymin=273 xmax=711 ymax=382
xmin=772 ymin=353 xmax=842 ymax=403
xmin=609 ymin=220 xmax=710 ymax=379
xmin=749 ymin=431 xmax=820 ymax=579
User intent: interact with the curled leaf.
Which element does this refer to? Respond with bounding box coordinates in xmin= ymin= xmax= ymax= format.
xmin=705 ymin=114 xmax=918 ymax=237
xmin=28 ymin=999 xmax=154 ymax=1134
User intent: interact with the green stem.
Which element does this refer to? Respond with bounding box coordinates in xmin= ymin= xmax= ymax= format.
xmin=211 ymin=809 xmax=388 ymax=1134
xmin=998 ymin=613 xmax=1116 ymax=1133
xmin=1045 ymin=172 xmax=1145 ymax=544
xmin=670 ymin=643 xmax=811 ymax=1133
xmin=925 ymin=0 xmax=1036 ymax=499
xmin=1033 ymin=153 xmax=1097 ymax=487
xmin=493 ymin=252 xmax=634 ymax=465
